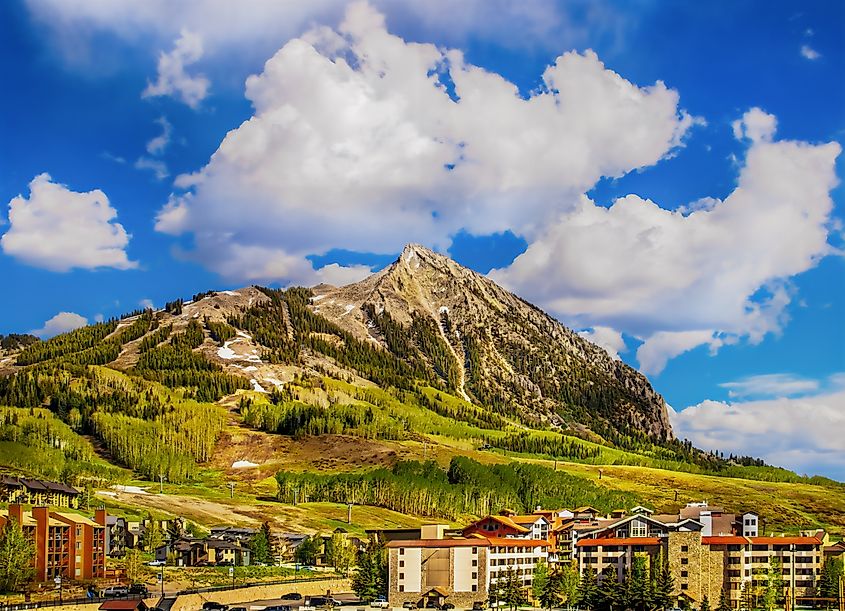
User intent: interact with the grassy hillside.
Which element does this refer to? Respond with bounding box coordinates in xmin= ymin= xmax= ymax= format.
xmin=0 ymin=294 xmax=841 ymax=540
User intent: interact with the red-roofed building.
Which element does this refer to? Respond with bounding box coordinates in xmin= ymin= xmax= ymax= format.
xmin=387 ymin=522 xmax=550 ymax=609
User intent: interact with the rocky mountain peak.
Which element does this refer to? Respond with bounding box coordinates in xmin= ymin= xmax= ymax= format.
xmin=311 ymin=246 xmax=674 ymax=442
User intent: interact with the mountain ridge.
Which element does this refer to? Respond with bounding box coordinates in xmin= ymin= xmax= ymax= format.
xmin=307 ymin=243 xmax=672 ymax=441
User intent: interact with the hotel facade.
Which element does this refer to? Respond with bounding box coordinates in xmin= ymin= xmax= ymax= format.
xmin=386 ymin=503 xmax=831 ymax=609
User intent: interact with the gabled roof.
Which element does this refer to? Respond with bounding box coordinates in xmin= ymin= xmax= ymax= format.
xmin=468 ymin=515 xmax=530 ymax=533
xmin=579 ymin=512 xmax=671 ymax=538
xmin=573 ymin=506 xmax=600 ymax=514
xmin=630 ymin=505 xmax=654 ymax=515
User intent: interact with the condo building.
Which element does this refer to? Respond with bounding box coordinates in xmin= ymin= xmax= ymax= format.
xmin=0 ymin=504 xmax=106 ymax=581
xmin=385 ymin=503 xmax=833 ymax=610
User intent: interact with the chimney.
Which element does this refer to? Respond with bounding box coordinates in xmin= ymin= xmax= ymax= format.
xmin=32 ymin=506 xmax=49 ymax=525
xmin=95 ymin=508 xmax=107 ymax=526
xmin=420 ymin=524 xmax=446 ymax=540
xmin=8 ymin=504 xmax=24 ymax=524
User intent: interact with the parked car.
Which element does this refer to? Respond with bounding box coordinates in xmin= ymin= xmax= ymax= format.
xmin=230 ymin=607 xmax=248 ymax=611
xmin=472 ymin=603 xmax=486 ymax=611
xmin=441 ymin=604 xmax=455 ymax=610
xmin=370 ymin=598 xmax=389 ymax=609
xmin=128 ymin=584 xmax=149 ymax=597
xmin=402 ymin=603 xmax=418 ymax=610
xmin=280 ymin=593 xmax=303 ymax=601
xmin=306 ymin=597 xmax=336 ymax=609
xmin=202 ymin=602 xmax=229 ymax=611
xmin=424 ymin=601 xmax=439 ymax=610
xmin=102 ymin=586 xmax=129 ymax=598
xmin=264 ymin=606 xmax=292 ymax=611
xmin=147 ymin=560 xmax=165 ymax=566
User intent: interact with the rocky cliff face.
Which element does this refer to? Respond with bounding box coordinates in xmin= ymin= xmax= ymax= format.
xmin=310 ymin=244 xmax=673 ymax=442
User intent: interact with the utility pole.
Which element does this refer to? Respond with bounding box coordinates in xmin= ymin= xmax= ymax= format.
xmin=228 ymin=482 xmax=236 ymax=498
xmin=160 ymin=563 xmax=165 ymax=598
xmin=158 ymin=473 xmax=166 ymax=494
xmin=347 ymin=503 xmax=352 ymax=524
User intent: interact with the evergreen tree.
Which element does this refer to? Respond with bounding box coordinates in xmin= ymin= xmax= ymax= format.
xmin=250 ymin=528 xmax=272 ymax=565
xmin=502 ymin=567 xmax=528 ymax=611
xmin=533 ymin=560 xmax=550 ymax=604
xmin=538 ymin=567 xmax=562 ymax=611
xmin=762 ymin=558 xmax=783 ymax=611
xmin=352 ymin=537 xmax=387 ymax=602
xmin=167 ymin=517 xmax=185 ymax=543
xmin=818 ymin=557 xmax=844 ymax=610
xmin=716 ymin=587 xmax=732 ymax=611
xmin=578 ymin=567 xmax=600 ymax=610
xmin=597 ymin=569 xmax=624 ymax=611
xmin=142 ymin=514 xmax=163 ymax=553
xmin=0 ymin=518 xmax=35 ymax=593
xmin=652 ymin=550 xmax=675 ymax=611
xmin=295 ymin=535 xmax=320 ymax=566
xmin=700 ymin=595 xmax=710 ymax=611
xmin=626 ymin=555 xmax=653 ymax=611
xmin=559 ymin=560 xmax=580 ymax=607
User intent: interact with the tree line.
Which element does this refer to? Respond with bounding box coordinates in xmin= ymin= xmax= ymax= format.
xmin=276 ymin=456 xmax=635 ymax=520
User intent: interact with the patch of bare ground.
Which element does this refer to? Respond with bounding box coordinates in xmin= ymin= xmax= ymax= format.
xmin=211 ymin=425 xmax=405 ymax=483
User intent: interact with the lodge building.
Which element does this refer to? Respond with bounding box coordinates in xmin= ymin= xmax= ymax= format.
xmin=385 ymin=503 xmax=832 ymax=610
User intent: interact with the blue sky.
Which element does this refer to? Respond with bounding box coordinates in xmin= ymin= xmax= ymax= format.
xmin=1 ymin=0 xmax=843 ymax=478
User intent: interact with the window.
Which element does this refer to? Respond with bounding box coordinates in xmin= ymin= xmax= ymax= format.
xmin=472 ymin=547 xmax=478 ymax=554
xmin=472 ymin=585 xmax=477 ymax=592
xmin=681 ymin=545 xmax=689 ymax=552
xmin=472 ymin=572 xmax=478 ymax=579
xmin=681 ymin=558 xmax=689 ymax=565
xmin=399 ymin=573 xmax=404 ymax=580
xmin=681 ymin=571 xmax=688 ymax=577
xmin=400 ymin=561 xmax=405 ymax=567
xmin=399 ymin=548 xmax=405 ymax=555
xmin=472 ymin=559 xmax=478 ymax=567
xmin=399 ymin=586 xmax=404 ymax=593
xmin=630 ymin=520 xmax=647 ymax=538
xmin=681 ymin=584 xmax=688 ymax=591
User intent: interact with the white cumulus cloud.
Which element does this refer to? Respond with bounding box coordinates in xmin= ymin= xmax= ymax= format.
xmin=154 ymin=1 xmax=695 ymax=284
xmin=142 ymin=29 xmax=210 ymax=108
xmin=30 ymin=312 xmax=89 ymax=339
xmin=578 ymin=326 xmax=626 ymax=360
xmin=1 ymin=173 xmax=137 ymax=272
xmin=146 ymin=116 xmax=172 ymax=155
xmin=135 ymin=157 xmax=169 ymax=181
xmin=800 ymin=44 xmax=821 ymax=60
xmin=719 ymin=373 xmax=820 ymax=399
xmin=492 ymin=108 xmax=841 ymax=375
xmin=672 ymin=387 xmax=845 ymax=480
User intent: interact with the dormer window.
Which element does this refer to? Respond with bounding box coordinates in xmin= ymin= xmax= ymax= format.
xmin=631 ymin=520 xmax=647 ymax=537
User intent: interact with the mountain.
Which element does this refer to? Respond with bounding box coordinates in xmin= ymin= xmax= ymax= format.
xmin=308 ymin=244 xmax=671 ymax=442
xmin=1 ymin=245 xmax=843 ymax=536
